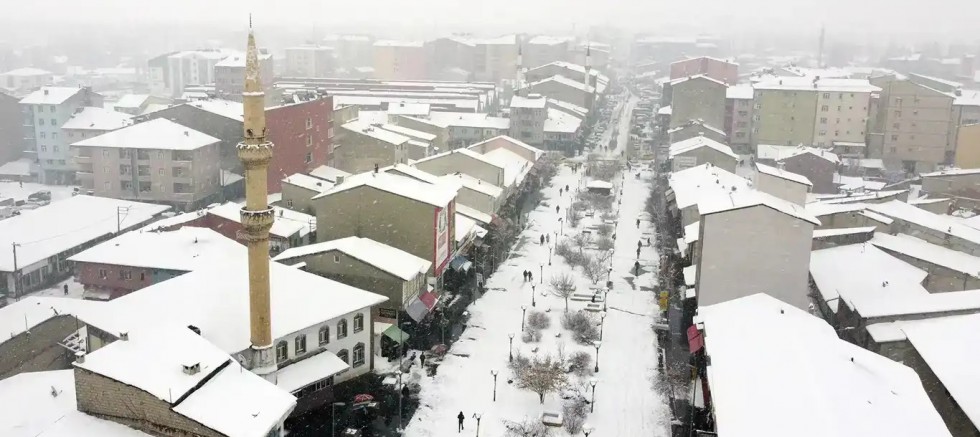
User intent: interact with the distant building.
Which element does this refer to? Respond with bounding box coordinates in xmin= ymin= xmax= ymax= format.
xmin=668 ymin=56 xmax=737 ymax=84
xmin=0 ymin=91 xmax=24 ymax=165
xmin=0 ymin=67 xmax=53 ymax=94
xmin=753 ymin=162 xmax=812 ymax=205
xmin=725 ymin=84 xmax=754 ymax=153
xmin=285 ymin=45 xmax=335 ymax=78
xmin=20 ymin=86 xmax=104 ymax=184
xmin=668 ymin=75 xmax=728 ymax=130
xmin=757 ymin=144 xmax=840 ymax=194
xmin=213 ymin=50 xmax=276 ymax=106
xmin=668 ymin=135 xmax=738 ymax=173
xmin=161 ymin=49 xmax=236 ymax=98
xmin=524 ymin=36 xmax=572 ymax=69
xmin=61 ymin=107 xmax=131 ymax=142
xmin=333 ymin=120 xmax=410 ymax=173
xmin=870 ymin=75 xmax=954 ymax=173
xmin=667 ymin=119 xmax=728 ymax=144
xmin=509 ymin=94 xmax=548 ymax=146
xmin=373 ymin=40 xmax=427 ymax=81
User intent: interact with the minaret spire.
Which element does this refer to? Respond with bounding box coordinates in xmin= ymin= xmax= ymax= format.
xmin=516 ymin=43 xmax=525 ymax=97
xmin=238 ymin=22 xmax=276 ymax=378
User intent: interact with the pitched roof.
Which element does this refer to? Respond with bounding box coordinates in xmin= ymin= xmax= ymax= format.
xmin=72 ymin=118 xmax=219 ymax=150
xmin=61 ymin=107 xmax=132 ymax=131
xmin=669 ymin=136 xmax=738 ymax=159
xmin=282 ymin=173 xmax=333 ymax=192
xmin=273 ymin=236 xmax=431 ymax=280
xmin=207 ymin=202 xmax=315 ymax=238
xmin=755 ymin=162 xmax=813 ymax=186
xmin=871 ymin=232 xmax=980 ymax=278
xmin=312 ymin=170 xmax=456 ymax=207
xmin=68 ymin=227 xmax=242 ymax=272
xmin=868 ymin=200 xmax=980 ymax=246
xmin=342 ymin=120 xmax=410 ymax=145
xmin=698 ymin=188 xmax=820 ymax=225
xmin=20 ymin=87 xmax=87 ymax=105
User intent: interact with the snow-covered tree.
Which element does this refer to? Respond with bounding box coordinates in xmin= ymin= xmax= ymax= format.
xmin=514 ymin=355 xmax=567 ymax=404
xmin=550 ymin=272 xmax=577 ymax=312
xmin=582 ymin=255 xmax=606 ymax=285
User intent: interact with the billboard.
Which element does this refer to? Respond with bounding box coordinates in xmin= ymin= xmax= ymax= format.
xmin=434 ymin=205 xmax=451 ymax=275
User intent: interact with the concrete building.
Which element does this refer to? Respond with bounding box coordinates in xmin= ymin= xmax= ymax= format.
xmin=213 ymin=50 xmax=276 ymax=106
xmin=758 ymin=144 xmax=840 ymax=194
xmin=509 ymin=94 xmax=548 ymax=146
xmin=61 ymin=107 xmax=131 ymax=143
xmin=753 ymin=162 xmax=812 ymax=205
xmin=310 ymin=170 xmax=458 ymax=278
xmin=668 ymin=75 xmax=728 ymax=129
xmin=333 ymin=120 xmax=410 ymax=173
xmin=426 ymin=111 xmax=510 ymax=149
xmin=111 ymin=94 xmax=170 ymax=116
xmin=954 ymin=124 xmax=980 ymax=169
xmin=162 ymin=49 xmax=236 ymax=98
xmin=523 ymin=61 xmax=608 ymax=94
xmin=373 ymin=40 xmax=427 ymax=81
xmin=524 ymin=36 xmax=572 ymax=69
xmin=281 ymin=172 xmax=334 ymax=214
xmin=725 ymin=84 xmax=754 ymax=153
xmin=871 ymin=76 xmax=955 ymax=173
xmin=0 ymin=67 xmax=53 ymax=94
xmin=0 ymin=91 xmax=24 ymax=165
xmin=471 ymin=35 xmax=519 ymax=83
xmin=276 ymin=77 xmax=498 ymax=114
xmin=0 ymin=195 xmax=170 ymax=297
xmin=159 ymin=202 xmax=314 ymax=254
xmin=520 ymin=75 xmax=595 ymax=110
xmin=920 ymin=168 xmax=980 ymax=202
xmin=71 ymin=118 xmax=223 ymax=211
xmin=285 ymin=45 xmax=335 ymax=78
xmin=274 ymin=236 xmax=433 ymax=323
xmin=20 ymin=86 xmax=104 ymax=184
xmin=870 ymin=232 xmax=980 ymax=293
xmin=867 ymin=200 xmax=980 ymax=256
xmin=668 ymin=56 xmax=737 ymax=84
xmin=695 ymin=189 xmax=819 ymax=310
xmin=667 ymin=119 xmax=728 ymax=144
xmin=668 ymin=135 xmax=738 ymax=173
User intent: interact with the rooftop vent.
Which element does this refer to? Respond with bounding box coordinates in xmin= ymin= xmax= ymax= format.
xmin=182 ymin=362 xmax=201 ymax=375
xmin=119 ymin=331 xmax=129 ymax=341
xmin=75 ymin=351 xmax=85 ymax=364
xmin=43 ymin=89 xmax=49 ymax=95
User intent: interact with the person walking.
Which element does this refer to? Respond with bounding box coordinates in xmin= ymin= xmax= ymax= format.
xmin=420 ymin=353 xmax=426 ymax=368
xmin=523 ymin=270 xmax=528 ymax=282
xmin=636 ymin=247 xmax=641 ymax=259
xmin=540 ymin=234 xmax=545 ymax=245
xmin=458 ymin=411 xmax=465 ymax=432
xmin=546 ymin=234 xmax=550 ymax=244
xmin=636 ymin=218 xmax=640 ymax=228
xmin=528 ymin=271 xmax=533 ymax=282
xmin=556 ymin=205 xmax=560 ymax=214
xmin=559 ymin=187 xmax=563 ymax=196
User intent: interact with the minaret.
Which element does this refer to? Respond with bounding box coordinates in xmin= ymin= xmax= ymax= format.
xmin=585 ymin=43 xmax=596 ymax=110
xmin=238 ymin=21 xmax=276 ymax=377
xmin=516 ymin=44 xmax=524 ymax=97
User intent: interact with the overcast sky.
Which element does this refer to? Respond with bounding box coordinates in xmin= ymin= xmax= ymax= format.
xmin=4 ymin=0 xmax=978 ymax=41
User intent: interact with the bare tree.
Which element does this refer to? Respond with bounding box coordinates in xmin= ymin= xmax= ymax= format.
xmin=563 ymin=398 xmax=590 ymax=434
xmin=571 ymin=233 xmax=592 ymax=255
xmin=582 ymin=255 xmax=606 ymax=285
xmin=514 ymin=355 xmax=568 ymax=404
xmin=595 ymin=236 xmax=615 ymax=253
xmin=505 ymin=419 xmax=552 ymax=437
xmin=550 ymin=272 xmax=577 ymax=312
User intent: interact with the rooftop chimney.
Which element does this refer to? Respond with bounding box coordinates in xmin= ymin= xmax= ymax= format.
xmin=182 ymin=362 xmax=201 ymax=375
xmin=119 ymin=331 xmax=129 ymax=341
xmin=75 ymin=351 xmax=85 ymax=363
xmin=43 ymin=89 xmax=49 ymax=95
xmin=374 ymin=163 xmax=379 ymax=173
xmin=336 ymin=175 xmax=345 ymax=184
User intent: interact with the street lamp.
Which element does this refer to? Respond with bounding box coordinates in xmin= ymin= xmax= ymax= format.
xmin=473 ymin=412 xmax=483 ymax=436
xmin=603 ymin=287 xmax=610 ymax=312
xmin=490 ymin=369 xmax=499 ymax=402
xmin=589 ymin=378 xmax=598 ymax=412
xmin=593 ymin=340 xmax=602 ymax=373
xmin=583 ymin=423 xmax=594 ymax=437
xmin=539 ymin=262 xmax=544 ymax=284
xmin=548 ymin=244 xmax=553 ymax=266
xmin=559 ymin=217 xmax=564 ymax=235
xmin=599 ymin=311 xmax=607 ymax=341
xmin=331 ymin=402 xmax=346 ymax=437
xmin=531 ymin=284 xmax=536 ymax=307
xmin=508 ymin=333 xmax=516 ymax=362
xmin=521 ymin=305 xmax=528 ymax=332
xmin=607 ymin=266 xmax=613 ymax=283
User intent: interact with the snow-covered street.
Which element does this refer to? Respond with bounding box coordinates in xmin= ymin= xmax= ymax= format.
xmin=404 ymin=94 xmax=667 ymax=437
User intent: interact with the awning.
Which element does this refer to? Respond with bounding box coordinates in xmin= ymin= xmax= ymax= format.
xmin=407 ymin=291 xmax=438 ymax=322
xmin=449 ymin=255 xmax=472 ymax=272
xmin=274 ymin=350 xmax=349 ymax=393
xmin=382 ymin=325 xmax=410 ymax=344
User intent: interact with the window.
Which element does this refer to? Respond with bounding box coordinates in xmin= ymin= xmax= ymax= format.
xmin=119 ymin=164 xmax=131 ymax=175
xmin=103 ymin=181 xmax=110 ymax=190
xmin=353 ymin=313 xmax=364 ymax=333
xmin=138 ymin=181 xmax=151 ymax=193
xmin=51 ymin=145 xmax=59 ymax=152
xmin=37 ymin=106 xmax=43 ymax=113
xmin=893 ymin=123 xmax=900 ymax=129
xmin=820 ymin=105 xmax=828 ymax=112
xmin=119 ymin=270 xmax=132 ymax=280
xmin=39 ymin=132 xmax=46 ymax=139
xmin=318 ymin=325 xmax=330 ymax=345
xmin=99 ymin=269 xmax=108 ymax=279
xmin=139 ymin=272 xmax=145 ymax=281
xmin=337 ymin=319 xmax=348 ymax=339
xmin=295 ymin=335 xmax=307 ymax=354
xmin=158 ymin=168 xmax=164 ymax=176
xmin=40 ymin=145 xmax=47 ymax=152
xmin=58 ymin=160 xmax=65 ymax=165
xmin=891 ymin=135 xmax=899 ymax=141
xmin=49 ymin=106 xmax=55 ymax=112
xmin=103 ymin=166 xmax=109 ymax=174
xmin=276 ymin=340 xmax=288 ymax=363
xmin=305 ymin=152 xmax=312 ymax=164
xmin=306 ymin=118 xmax=313 ymax=129
xmin=46 ymin=159 xmax=53 ymax=164
xmin=38 ymin=119 xmax=45 ymax=126
xmin=822 ymin=93 xmax=830 ymax=98
xmin=337 ymin=349 xmax=349 ymax=364
xmin=50 ymin=119 xmax=56 ymax=125
xmin=286 ymin=199 xmax=294 ymax=208
xmin=353 ymin=343 xmax=365 ymax=367
xmin=306 ymin=135 xmax=313 ymax=146
xmin=333 ymin=254 xmax=340 ymax=263
xmin=52 ymin=132 xmax=58 ymax=139
xmin=819 ymin=118 xmax=827 ymax=124
xmin=735 ymin=132 xmax=745 ymax=138
xmin=102 ymin=149 xmax=110 ymax=157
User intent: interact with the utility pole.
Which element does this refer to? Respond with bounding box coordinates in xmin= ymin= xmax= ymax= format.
xmin=117 ymin=206 xmax=132 ymax=233
xmin=11 ymin=242 xmax=19 ymax=299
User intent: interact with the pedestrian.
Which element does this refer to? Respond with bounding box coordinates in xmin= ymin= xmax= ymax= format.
xmin=634 ymin=261 xmax=640 ymax=275
xmin=638 ymin=240 xmax=643 ymax=249
xmin=402 ymin=385 xmax=410 ymax=404
xmin=546 ymin=234 xmax=550 ymax=243
xmin=63 ymin=284 xmax=69 ymax=295
xmin=523 ymin=270 xmax=528 ymax=282
xmin=636 ymin=247 xmax=641 ymax=259
xmin=540 ymin=234 xmax=545 ymax=245
xmin=556 ymin=205 xmax=560 ymax=214
xmin=458 ymin=411 xmax=465 ymax=432
xmin=528 ymin=271 xmax=533 ymax=282
xmin=559 ymin=187 xmax=563 ymax=196
xmin=18 ymin=181 xmax=23 ymax=188
xmin=565 ymin=184 xmax=569 ymax=192
xmin=420 ymin=353 xmax=426 ymax=368
xmin=636 ymin=218 xmax=640 ymax=228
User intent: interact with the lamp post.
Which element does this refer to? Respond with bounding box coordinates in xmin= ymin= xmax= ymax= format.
xmin=607 ymin=266 xmax=612 ymax=283
xmin=473 ymin=412 xmax=483 ymax=436
xmin=539 ymin=262 xmax=544 ymax=284
xmin=603 ymin=287 xmax=610 ymax=312
xmin=508 ymin=333 xmax=515 ymax=362
xmin=531 ymin=284 xmax=536 ymax=307
xmin=331 ymin=402 xmax=346 ymax=437
xmin=583 ymin=423 xmax=594 ymax=437
xmin=559 ymin=217 xmax=564 ymax=235
xmin=548 ymin=244 xmax=553 ymax=266
xmin=521 ymin=305 xmax=527 ymax=332
xmin=593 ymin=340 xmax=602 ymax=373
xmin=490 ymin=369 xmax=498 ymax=402
xmin=599 ymin=311 xmax=607 ymax=341
xmin=589 ymin=378 xmax=598 ymax=412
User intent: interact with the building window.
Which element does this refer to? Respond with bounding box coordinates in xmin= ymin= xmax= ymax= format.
xmin=49 ymin=105 xmax=55 ymax=112
xmin=820 ymin=105 xmax=828 ymax=112
xmin=286 ymin=199 xmax=294 ymax=208
xmin=38 ymin=119 xmax=45 ymax=126
xmin=103 ymin=181 xmax=110 ymax=191
xmin=822 ymin=93 xmax=830 ymax=98
xmin=893 ymin=123 xmax=900 ymax=129
xmin=353 ymin=313 xmax=364 ymax=333
xmin=337 ymin=349 xmax=349 ymax=364
xmin=306 ymin=118 xmax=313 ymax=129
xmin=40 ymin=145 xmax=47 ymax=152
xmin=158 ymin=168 xmax=164 ymax=176
xmin=52 ymin=132 xmax=58 ymax=139
xmin=119 ymin=270 xmax=132 ymax=280
xmin=333 ymin=254 xmax=340 ymax=263
xmin=318 ymin=325 xmax=330 ymax=345
xmin=819 ymin=118 xmax=827 ymax=124
xmin=102 ymin=149 xmax=110 ymax=157
xmin=353 ymin=343 xmax=365 ymax=367
xmin=337 ymin=319 xmax=348 ymax=339
xmin=305 ymin=152 xmax=312 ymax=164
xmin=276 ymin=340 xmax=288 ymax=363
xmin=58 ymin=160 xmax=65 ymax=165
xmin=50 ymin=119 xmax=56 ymax=125
xmin=39 ymin=132 xmax=46 ymax=139
xmin=295 ymin=335 xmax=307 ymax=354
xmin=99 ymin=269 xmax=108 ymax=279
xmin=53 ymin=145 xmax=59 ymax=152
xmin=891 ymin=135 xmax=899 ymax=141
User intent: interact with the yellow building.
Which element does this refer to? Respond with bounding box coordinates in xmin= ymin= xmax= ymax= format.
xmin=954 ymin=123 xmax=980 ymax=169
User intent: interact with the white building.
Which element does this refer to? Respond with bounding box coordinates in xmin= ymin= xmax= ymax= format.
xmin=284 ymin=45 xmax=335 ymax=78
xmin=668 ymin=135 xmax=738 ymax=173
xmin=753 ymin=162 xmax=812 ymax=205
xmin=695 ymin=188 xmax=819 ymax=310
xmin=0 ymin=67 xmax=53 ymax=94
xmin=667 ymin=163 xmax=753 ymax=227
xmin=60 ymin=107 xmax=132 ymax=143
xmin=164 ymin=49 xmax=236 ymax=98
xmin=20 ymin=86 xmax=104 ymax=184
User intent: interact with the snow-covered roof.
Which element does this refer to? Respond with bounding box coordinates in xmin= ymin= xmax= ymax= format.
xmin=454 ymin=212 xmax=486 ymax=243
xmin=871 ymin=232 xmax=980 ymax=278
xmin=482 ymin=147 xmax=533 ymax=188
xmin=114 ymin=94 xmax=149 ymax=109
xmin=0 ymin=296 xmax=109 ymax=341
xmin=697 ymin=293 xmax=953 ymax=437
xmin=757 ymin=144 xmax=840 ymax=164
xmin=657 ymin=105 xmax=672 ymax=115
xmin=342 ymin=120 xmax=410 ymax=145
xmin=214 ymin=51 xmax=271 ymax=68
xmin=72 ymin=118 xmax=219 ymax=151
xmin=0 ymin=370 xmax=151 ymax=437
xmin=684 ymin=221 xmax=700 ymax=244
xmin=818 ymin=189 xmax=905 ymax=205
xmin=312 ymin=170 xmax=456 ymax=207
xmin=61 ymin=107 xmax=132 ymax=131
xmin=667 ymin=119 xmax=727 ymax=137
xmin=77 ymin=325 xmax=295 ymax=437
xmin=667 ymin=164 xmax=753 ymax=210
xmin=669 ymin=136 xmax=738 ymax=159
xmin=382 ymin=163 xmax=445 ymax=185
xmin=374 ymin=40 xmax=424 ymax=48
xmin=868 ymin=200 xmax=980 ymax=246
xmin=510 ymin=94 xmax=548 ymax=109
xmin=466 ymin=135 xmax=543 ymax=162
xmin=812 ymin=226 xmax=876 ymax=238
xmin=586 ymin=180 xmax=614 ymax=190
xmin=698 ymin=187 xmax=820 ymax=225
xmin=68 ymin=227 xmax=242 ymax=272
xmin=909 ymin=197 xmax=949 ymax=206
xmin=544 ymin=107 xmax=582 ymax=134
xmin=755 ymin=162 xmax=813 ymax=187
xmin=683 ymin=265 xmax=696 ymax=286
xmin=529 ymin=75 xmax=594 ymax=93
xmin=455 ymin=203 xmax=492 ymax=225
xmin=2 ymin=67 xmax=52 ymax=76
xmin=186 ymin=99 xmax=245 ymax=122
xmin=274 ymin=350 xmax=348 ymax=393
xmin=94 ymin=259 xmax=386 ymax=354
xmin=441 ymin=173 xmax=503 ymax=198
xmin=900 ymin=314 xmax=980 ymax=430
xmin=309 ymin=165 xmax=351 ymax=182
xmin=208 ymin=202 xmax=314 ymax=238
xmin=381 ymin=123 xmax=437 ymax=142
xmin=805 ymin=202 xmax=869 ymax=218
xmin=726 ymin=84 xmax=754 ymax=99
xmin=274 ymin=236 xmax=431 ymax=280
xmin=20 ymin=87 xmax=86 ymax=105
xmin=754 ymin=76 xmax=880 ymax=93
xmin=428 ymin=111 xmax=510 ymax=129
xmin=528 ymin=35 xmax=572 ymax=45
xmin=547 ymin=98 xmax=588 ymax=118
xmin=0 ymin=196 xmax=170 ymax=272
xmin=920 ymin=167 xmax=980 ymax=177
xmin=387 ymin=102 xmax=431 ymax=116
xmin=669 ymin=74 xmax=728 ymax=87
xmin=283 ymin=173 xmax=333 ymax=192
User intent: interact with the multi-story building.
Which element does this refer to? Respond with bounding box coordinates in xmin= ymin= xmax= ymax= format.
xmin=163 ymin=49 xmax=236 ymax=98
xmin=811 ymin=79 xmax=878 ymax=148
xmin=333 ymin=120 xmax=410 ymax=173
xmin=525 ymin=36 xmax=572 ymax=69
xmin=323 ymin=34 xmax=374 ymax=70
xmin=509 ymin=94 xmax=548 ymax=146
xmin=473 ymin=35 xmax=518 ymax=83
xmin=213 ymin=50 xmax=276 ymax=106
xmin=521 ymin=75 xmax=596 ymax=110
xmin=0 ymin=67 xmax=53 ymax=94
xmin=669 ymin=56 xmax=737 ymax=84
xmin=871 ymin=76 xmax=955 ymax=173
xmin=725 ymin=84 xmax=754 ymax=153
xmin=61 ymin=107 xmax=131 ymax=143
xmin=284 ymin=45 xmax=335 ymax=78
xmin=426 ymin=112 xmax=510 ymax=149
xmin=20 ymin=86 xmax=104 ymax=184
xmin=71 ymin=118 xmax=222 ymax=210
xmin=669 ymin=75 xmax=728 ymax=129
xmin=0 ymin=91 xmax=23 ymax=165
xmin=146 ymin=51 xmax=175 ymax=97
xmin=372 ymin=40 xmax=427 ymax=81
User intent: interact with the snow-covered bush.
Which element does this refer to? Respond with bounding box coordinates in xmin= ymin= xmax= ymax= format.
xmin=563 ymin=397 xmax=590 ymax=434
xmin=522 ymin=328 xmax=542 ymax=343
xmin=527 ymin=310 xmax=551 ymax=330
xmin=505 ymin=419 xmax=552 ymax=437
xmin=566 ymin=351 xmax=593 ymax=377
xmin=562 ymin=311 xmax=599 ymax=344
xmin=513 ymin=355 xmax=568 ymax=404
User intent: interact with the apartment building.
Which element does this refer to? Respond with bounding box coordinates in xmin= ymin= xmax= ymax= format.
xmin=811 ymin=79 xmax=878 ymax=147
xmin=162 ymin=49 xmax=236 ymax=98
xmin=726 ymin=84 xmax=754 ymax=153
xmin=213 ymin=51 xmax=276 ymax=106
xmin=669 ymin=56 xmax=737 ymax=84
xmin=521 ymin=75 xmax=596 ymax=110
xmin=71 ymin=118 xmax=222 ymax=211
xmin=525 ymin=36 xmax=572 ymax=69
xmin=285 ymin=45 xmax=335 ymax=78
xmin=0 ymin=67 xmax=53 ymax=94
xmin=871 ymin=76 xmax=955 ymax=173
xmin=20 ymin=86 xmax=104 ymax=184
xmin=323 ymin=34 xmax=374 ymax=70
xmin=333 ymin=120 xmax=410 ymax=173
xmin=669 ymin=75 xmax=728 ymax=129
xmin=373 ymin=40 xmax=427 ymax=81
xmin=61 ymin=107 xmax=131 ymax=143
xmin=0 ymin=91 xmax=23 ymax=166
xmin=509 ymin=94 xmax=548 ymax=146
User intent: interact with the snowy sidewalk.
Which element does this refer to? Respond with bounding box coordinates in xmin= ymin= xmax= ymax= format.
xmin=403 ymin=162 xmax=668 ymax=437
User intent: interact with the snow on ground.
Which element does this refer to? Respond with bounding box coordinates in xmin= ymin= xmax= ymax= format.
xmin=405 ymin=93 xmax=667 ymax=437
xmin=6 ymin=277 xmax=85 ymax=305
xmin=0 ymin=181 xmax=78 ymax=203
